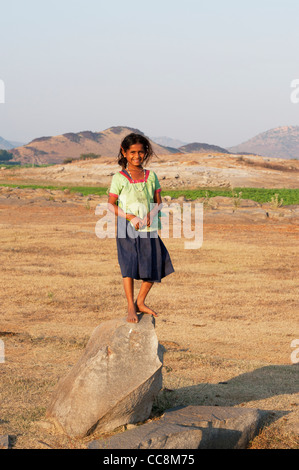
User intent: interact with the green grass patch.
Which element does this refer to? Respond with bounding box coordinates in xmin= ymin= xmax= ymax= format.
xmin=0 ymin=163 xmax=55 ymax=168
xmin=163 ymin=187 xmax=299 ymax=206
xmin=0 ymin=183 xmax=108 ymax=196
xmin=1 ymin=184 xmax=299 ymax=205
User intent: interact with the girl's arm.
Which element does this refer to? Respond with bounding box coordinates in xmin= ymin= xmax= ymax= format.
xmin=108 ymin=195 xmax=128 ymax=220
xmin=143 ymin=191 xmax=162 ymax=227
xmin=152 ymin=191 xmax=162 ymax=216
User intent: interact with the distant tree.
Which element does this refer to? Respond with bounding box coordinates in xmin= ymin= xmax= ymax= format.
xmin=79 ymin=153 xmax=101 ymax=160
xmin=0 ymin=150 xmax=14 ymax=161
xmin=62 ymin=153 xmax=101 ymax=164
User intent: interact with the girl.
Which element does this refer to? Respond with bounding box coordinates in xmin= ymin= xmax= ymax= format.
xmin=108 ymin=133 xmax=175 ymax=324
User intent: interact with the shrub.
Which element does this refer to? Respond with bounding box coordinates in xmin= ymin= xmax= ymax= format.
xmin=79 ymin=153 xmax=101 ymax=160
xmin=0 ymin=150 xmax=14 ymax=161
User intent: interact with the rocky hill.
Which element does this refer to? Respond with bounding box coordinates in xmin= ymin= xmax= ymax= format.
xmin=178 ymin=142 xmax=229 ymax=154
xmin=228 ymin=126 xmax=299 ymax=159
xmin=10 ymin=126 xmax=176 ymax=165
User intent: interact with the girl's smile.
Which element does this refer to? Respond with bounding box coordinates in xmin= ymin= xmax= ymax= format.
xmin=122 ymin=143 xmax=146 ymax=171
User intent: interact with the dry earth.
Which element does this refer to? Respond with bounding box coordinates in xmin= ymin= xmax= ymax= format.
xmin=0 ymin=159 xmax=298 ymax=449
xmin=1 ymin=152 xmax=299 ymax=189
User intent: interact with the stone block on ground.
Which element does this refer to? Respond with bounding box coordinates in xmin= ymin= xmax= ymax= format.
xmin=88 ymin=405 xmax=266 ymax=449
xmin=46 ymin=314 xmax=163 ymax=438
xmin=0 ymin=435 xmax=11 ymax=449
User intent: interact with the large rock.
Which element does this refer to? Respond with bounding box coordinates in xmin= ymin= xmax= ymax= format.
xmin=46 ymin=314 xmax=163 ymax=438
xmin=88 ymin=405 xmax=266 ymax=449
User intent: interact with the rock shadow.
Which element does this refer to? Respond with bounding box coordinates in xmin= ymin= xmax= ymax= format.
xmin=154 ymin=364 xmax=299 ymax=424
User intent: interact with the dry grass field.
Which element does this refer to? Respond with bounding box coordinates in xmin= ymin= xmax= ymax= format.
xmin=0 ymin=187 xmax=298 ymax=449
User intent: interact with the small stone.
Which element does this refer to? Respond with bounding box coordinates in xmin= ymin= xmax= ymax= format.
xmin=126 ymin=424 xmax=137 ymax=430
xmin=0 ymin=435 xmax=10 ymax=449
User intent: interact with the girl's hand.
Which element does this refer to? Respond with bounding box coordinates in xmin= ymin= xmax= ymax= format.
xmin=142 ymin=213 xmax=152 ymax=227
xmin=129 ymin=216 xmax=145 ymax=230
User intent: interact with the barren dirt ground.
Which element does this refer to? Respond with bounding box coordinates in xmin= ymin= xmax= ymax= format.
xmin=1 ymin=151 xmax=299 ymax=189
xmin=0 ymin=177 xmax=298 ymax=448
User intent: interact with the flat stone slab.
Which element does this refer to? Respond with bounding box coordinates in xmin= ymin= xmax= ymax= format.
xmin=88 ymin=405 xmax=266 ymax=449
xmin=0 ymin=435 xmax=10 ymax=449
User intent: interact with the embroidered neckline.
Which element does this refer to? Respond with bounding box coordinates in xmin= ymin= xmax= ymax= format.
xmin=120 ymin=169 xmax=150 ymax=184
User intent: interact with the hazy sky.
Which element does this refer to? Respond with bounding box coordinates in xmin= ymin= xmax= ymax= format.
xmin=1 ymin=0 xmax=299 ymax=147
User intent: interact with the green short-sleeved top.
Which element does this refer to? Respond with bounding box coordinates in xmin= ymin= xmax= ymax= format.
xmin=109 ymin=169 xmax=162 ymax=232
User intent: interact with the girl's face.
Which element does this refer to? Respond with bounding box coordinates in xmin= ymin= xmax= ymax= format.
xmin=122 ymin=143 xmax=146 ymax=169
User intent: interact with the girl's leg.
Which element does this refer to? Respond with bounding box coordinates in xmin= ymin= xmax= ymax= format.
xmin=135 ymin=281 xmax=158 ymax=317
xmin=122 ymin=277 xmax=139 ymax=323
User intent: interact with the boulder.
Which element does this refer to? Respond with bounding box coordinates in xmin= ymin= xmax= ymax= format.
xmin=46 ymin=314 xmax=163 ymax=438
xmin=88 ymin=405 xmax=266 ymax=449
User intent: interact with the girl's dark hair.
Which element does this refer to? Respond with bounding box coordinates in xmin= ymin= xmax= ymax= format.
xmin=117 ymin=133 xmax=156 ymax=169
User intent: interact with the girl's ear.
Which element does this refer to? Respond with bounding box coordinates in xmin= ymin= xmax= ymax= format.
xmin=121 ymin=147 xmax=126 ymax=158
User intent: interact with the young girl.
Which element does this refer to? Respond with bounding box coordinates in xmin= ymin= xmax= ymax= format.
xmin=108 ymin=133 xmax=175 ymax=324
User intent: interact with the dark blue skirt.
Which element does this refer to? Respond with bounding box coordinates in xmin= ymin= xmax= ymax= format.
xmin=116 ymin=218 xmax=174 ymax=283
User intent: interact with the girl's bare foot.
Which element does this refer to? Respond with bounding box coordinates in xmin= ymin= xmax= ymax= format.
xmin=127 ymin=304 xmax=139 ymax=323
xmin=134 ymin=300 xmax=158 ymax=317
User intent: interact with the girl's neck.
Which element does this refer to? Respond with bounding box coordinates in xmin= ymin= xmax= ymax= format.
xmin=126 ymin=164 xmax=144 ymax=172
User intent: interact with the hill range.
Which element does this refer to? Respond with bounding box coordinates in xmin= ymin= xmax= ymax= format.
xmin=2 ymin=125 xmax=299 ymax=164
xmin=7 ymin=126 xmax=230 ymax=165
xmin=8 ymin=127 xmax=176 ymax=165
xmin=228 ymin=126 xmax=299 ymax=159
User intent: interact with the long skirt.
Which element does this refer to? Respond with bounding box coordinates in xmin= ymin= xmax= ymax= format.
xmin=116 ymin=218 xmax=175 ymax=283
